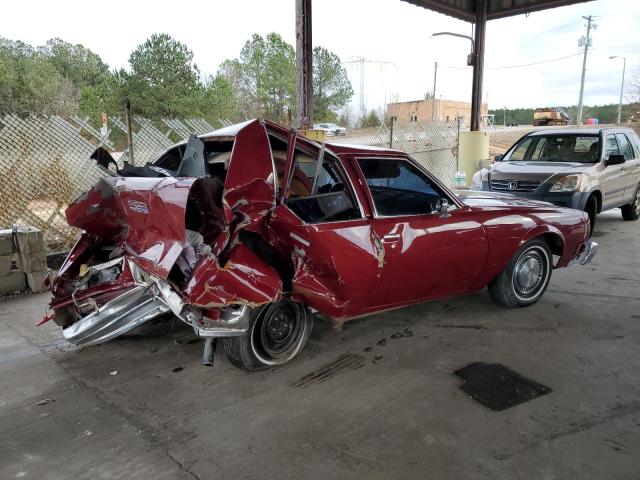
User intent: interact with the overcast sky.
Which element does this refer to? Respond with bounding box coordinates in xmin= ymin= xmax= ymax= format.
xmin=1 ymin=0 xmax=638 ymax=112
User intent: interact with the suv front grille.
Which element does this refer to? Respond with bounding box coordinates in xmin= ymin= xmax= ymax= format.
xmin=490 ymin=179 xmax=541 ymax=192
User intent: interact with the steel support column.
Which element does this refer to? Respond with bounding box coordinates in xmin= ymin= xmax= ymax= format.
xmin=470 ymin=0 xmax=487 ymax=131
xmin=295 ymin=0 xmax=313 ymax=129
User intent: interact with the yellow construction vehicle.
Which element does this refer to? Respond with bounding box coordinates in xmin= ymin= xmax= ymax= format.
xmin=533 ymin=108 xmax=570 ymax=126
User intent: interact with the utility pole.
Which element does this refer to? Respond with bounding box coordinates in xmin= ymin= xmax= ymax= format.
xmin=431 ymin=61 xmax=438 ymax=121
xmin=503 ymin=107 xmax=506 ymax=127
xmin=359 ymin=57 xmax=365 ymax=119
xmin=295 ymin=0 xmax=313 ymax=129
xmin=577 ymin=15 xmax=595 ymax=126
xmin=610 ymin=56 xmax=626 ymax=124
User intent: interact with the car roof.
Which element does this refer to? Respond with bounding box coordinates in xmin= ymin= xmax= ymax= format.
xmin=527 ymin=127 xmax=635 ymax=137
xmin=159 ymin=119 xmax=401 ymax=158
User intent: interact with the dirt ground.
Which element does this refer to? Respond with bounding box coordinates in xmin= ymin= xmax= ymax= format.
xmin=1 ymin=209 xmax=639 ymax=480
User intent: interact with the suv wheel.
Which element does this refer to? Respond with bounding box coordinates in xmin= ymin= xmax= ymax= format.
xmin=488 ymin=239 xmax=553 ymax=308
xmin=621 ymin=184 xmax=640 ymax=221
xmin=584 ymin=195 xmax=597 ymax=236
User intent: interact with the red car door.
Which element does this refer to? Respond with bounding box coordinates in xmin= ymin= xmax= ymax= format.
xmin=353 ymin=156 xmax=488 ymax=308
xmin=265 ymin=130 xmax=383 ymax=319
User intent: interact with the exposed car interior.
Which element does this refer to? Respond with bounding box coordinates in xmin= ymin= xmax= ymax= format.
xmin=268 ymin=134 xmax=361 ymax=223
xmin=357 ymin=157 xmax=449 ymax=216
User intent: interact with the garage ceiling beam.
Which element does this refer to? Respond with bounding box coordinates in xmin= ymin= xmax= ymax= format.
xmin=401 ymin=0 xmax=592 ymax=22
xmin=470 ymin=0 xmax=487 ymax=131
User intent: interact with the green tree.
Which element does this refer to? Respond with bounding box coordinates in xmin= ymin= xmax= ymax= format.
xmin=124 ymin=33 xmax=202 ymax=118
xmin=220 ymin=33 xmax=352 ymax=124
xmin=43 ymin=38 xmax=110 ymax=89
xmin=219 ymin=33 xmax=295 ymax=123
xmin=313 ymin=47 xmax=353 ymax=122
xmin=362 ymin=109 xmax=381 ymax=127
xmin=200 ymin=74 xmax=238 ymax=124
xmin=0 ymin=37 xmax=76 ymax=116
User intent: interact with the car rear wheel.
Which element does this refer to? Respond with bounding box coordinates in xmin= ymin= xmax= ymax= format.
xmin=621 ymin=184 xmax=640 ymax=221
xmin=223 ymin=299 xmax=312 ymax=371
xmin=488 ymin=239 xmax=553 ymax=308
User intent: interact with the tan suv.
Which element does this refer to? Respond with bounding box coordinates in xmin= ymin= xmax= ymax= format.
xmin=472 ymin=128 xmax=640 ymax=232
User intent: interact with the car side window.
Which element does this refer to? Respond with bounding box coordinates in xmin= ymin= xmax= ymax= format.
xmin=605 ymin=134 xmax=621 ymax=159
xmin=615 ymin=134 xmax=634 ymax=160
xmin=154 ymin=144 xmax=186 ymax=171
xmin=629 ymin=132 xmax=640 ymax=155
xmin=279 ymin=143 xmax=361 ymax=224
xmin=357 ymin=157 xmax=452 ymax=216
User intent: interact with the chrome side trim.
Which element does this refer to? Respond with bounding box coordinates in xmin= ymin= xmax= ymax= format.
xmin=62 ymin=285 xmax=170 ymax=346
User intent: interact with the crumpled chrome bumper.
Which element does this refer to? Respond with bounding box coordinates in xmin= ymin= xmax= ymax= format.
xmin=62 ymin=260 xmax=254 ymax=347
xmin=63 ymin=284 xmax=171 ymax=346
xmin=574 ymin=239 xmax=598 ymax=266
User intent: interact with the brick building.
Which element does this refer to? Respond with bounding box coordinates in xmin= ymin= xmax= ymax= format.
xmin=386 ymin=98 xmax=488 ymax=125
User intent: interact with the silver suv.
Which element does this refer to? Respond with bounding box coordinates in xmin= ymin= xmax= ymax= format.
xmin=472 ymin=128 xmax=640 ymax=231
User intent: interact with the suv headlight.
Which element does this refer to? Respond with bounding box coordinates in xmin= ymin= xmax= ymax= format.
xmin=549 ymin=174 xmax=581 ymax=193
xmin=471 ymin=168 xmax=489 ymax=189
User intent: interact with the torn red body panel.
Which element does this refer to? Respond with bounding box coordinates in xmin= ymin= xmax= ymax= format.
xmin=66 ymin=176 xmax=195 ymax=279
xmin=220 ymin=119 xmax=276 ymax=232
xmin=185 ymin=244 xmax=282 ymax=308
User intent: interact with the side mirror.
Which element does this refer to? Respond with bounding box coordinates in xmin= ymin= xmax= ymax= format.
xmin=494 ymin=154 xmax=503 ymax=162
xmin=605 ymin=154 xmax=625 ymax=167
xmin=439 ymin=198 xmax=451 ymax=218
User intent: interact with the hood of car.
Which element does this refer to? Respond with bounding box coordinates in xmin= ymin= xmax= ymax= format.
xmin=457 ymin=190 xmax=556 ymax=209
xmin=489 ymin=161 xmax=589 ymax=182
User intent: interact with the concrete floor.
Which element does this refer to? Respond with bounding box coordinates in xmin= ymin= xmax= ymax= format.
xmin=1 ymin=210 xmax=639 ymax=480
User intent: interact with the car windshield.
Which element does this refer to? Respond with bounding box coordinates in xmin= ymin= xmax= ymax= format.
xmin=503 ymin=134 xmax=600 ymax=163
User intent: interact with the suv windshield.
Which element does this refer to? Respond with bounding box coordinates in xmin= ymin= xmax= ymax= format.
xmin=503 ymin=134 xmax=600 ymax=163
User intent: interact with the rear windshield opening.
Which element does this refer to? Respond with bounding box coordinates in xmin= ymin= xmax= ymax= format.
xmin=503 ymin=135 xmax=600 ymax=163
xmin=153 ymin=139 xmax=235 ymax=182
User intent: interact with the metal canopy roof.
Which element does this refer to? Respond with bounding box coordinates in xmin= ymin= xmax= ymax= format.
xmin=401 ymin=0 xmax=591 ymax=21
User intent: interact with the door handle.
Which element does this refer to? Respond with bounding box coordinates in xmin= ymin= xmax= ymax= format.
xmin=382 ymin=233 xmax=401 ymax=242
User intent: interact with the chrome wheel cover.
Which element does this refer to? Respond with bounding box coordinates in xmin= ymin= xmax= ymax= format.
xmin=512 ymin=246 xmax=549 ymax=301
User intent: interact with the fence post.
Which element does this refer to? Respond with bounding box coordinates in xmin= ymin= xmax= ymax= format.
xmin=389 ymin=116 xmax=395 ymax=148
xmin=125 ymin=97 xmax=135 ymax=166
xmin=456 ymin=116 xmax=462 ymax=171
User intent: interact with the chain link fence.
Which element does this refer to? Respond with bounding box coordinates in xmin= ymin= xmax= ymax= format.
xmin=1 ymin=115 xmax=463 ymax=253
xmin=0 ymin=115 xmax=214 ymax=252
xmin=332 ymin=119 xmax=462 ymax=184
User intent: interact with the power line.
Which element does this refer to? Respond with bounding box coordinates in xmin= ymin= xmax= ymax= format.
xmin=489 ymin=53 xmax=582 ymax=70
xmin=440 ymin=53 xmax=582 ymax=71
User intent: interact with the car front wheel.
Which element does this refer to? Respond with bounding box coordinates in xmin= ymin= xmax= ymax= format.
xmin=621 ymin=184 xmax=640 ymax=221
xmin=488 ymin=239 xmax=553 ymax=308
xmin=223 ymin=299 xmax=312 ymax=370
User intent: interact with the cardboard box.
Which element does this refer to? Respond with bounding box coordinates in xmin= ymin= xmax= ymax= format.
xmin=0 ymin=271 xmax=25 ymax=295
xmin=25 ymin=270 xmax=49 ymax=292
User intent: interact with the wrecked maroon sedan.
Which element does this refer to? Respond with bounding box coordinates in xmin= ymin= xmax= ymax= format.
xmin=45 ymin=119 xmax=597 ymax=370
